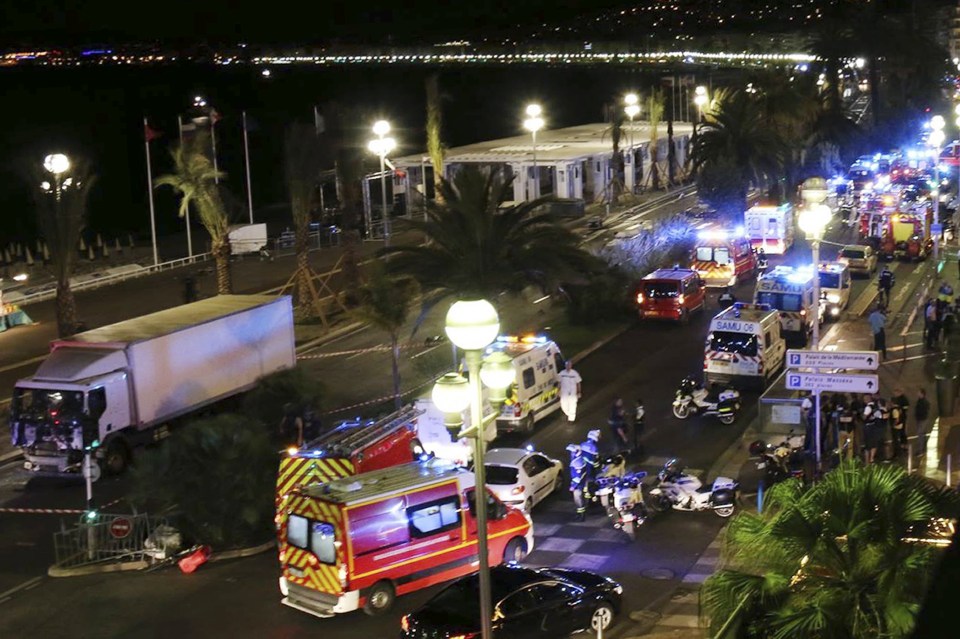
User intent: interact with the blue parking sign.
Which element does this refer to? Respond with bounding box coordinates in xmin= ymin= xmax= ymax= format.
xmin=788 ymin=374 xmax=801 ymax=388
xmin=788 ymin=353 xmax=800 ymax=366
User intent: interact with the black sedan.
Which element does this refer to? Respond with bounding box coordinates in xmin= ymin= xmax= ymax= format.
xmin=399 ymin=564 xmax=622 ymax=638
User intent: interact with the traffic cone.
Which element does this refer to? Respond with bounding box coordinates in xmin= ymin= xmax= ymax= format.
xmin=15 ymin=243 xmax=22 ymax=257
xmin=87 ymin=245 xmax=95 ymax=261
xmin=24 ymin=246 xmax=33 ymax=266
xmin=115 ymin=238 xmax=123 ymax=254
xmin=79 ymin=237 xmax=86 ymax=251
xmin=42 ymin=243 xmax=50 ymax=262
xmin=102 ymin=243 xmax=110 ymax=258
xmin=3 ymin=248 xmax=10 ymax=265
xmin=95 ymin=233 xmax=103 ymax=248
xmin=35 ymin=239 xmax=42 ymax=254
xmin=128 ymin=233 xmax=135 ymax=249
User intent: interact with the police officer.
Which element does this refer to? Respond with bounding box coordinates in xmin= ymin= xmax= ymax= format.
xmin=581 ymin=430 xmax=601 ymax=480
xmin=566 ymin=444 xmax=588 ymax=521
xmin=756 ymin=247 xmax=768 ymax=273
xmin=718 ymin=287 xmax=736 ymax=309
xmin=878 ymin=266 xmax=895 ymax=307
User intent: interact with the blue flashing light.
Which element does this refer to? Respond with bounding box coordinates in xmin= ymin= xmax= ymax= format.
xmin=419 ymin=453 xmax=431 ymax=462
xmin=81 ymin=49 xmax=112 ymax=56
xmin=787 ymin=271 xmax=810 ymax=283
xmin=525 ymin=444 xmax=535 ymax=452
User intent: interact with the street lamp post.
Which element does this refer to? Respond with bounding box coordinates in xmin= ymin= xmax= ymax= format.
xmin=523 ymin=104 xmax=544 ymax=200
xmin=368 ymin=120 xmax=396 ymax=246
xmin=799 ymin=177 xmax=832 ymax=471
xmin=694 ymin=86 xmax=708 ymax=127
xmin=431 ymin=299 xmax=508 ymax=639
xmin=931 ymin=115 xmax=946 ymax=261
xmin=624 ymin=93 xmax=640 ymax=193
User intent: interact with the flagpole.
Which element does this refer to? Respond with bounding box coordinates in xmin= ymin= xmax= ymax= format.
xmin=178 ymin=116 xmax=194 ymax=259
xmin=144 ymin=117 xmax=159 ymax=266
xmin=242 ymin=111 xmax=254 ymax=224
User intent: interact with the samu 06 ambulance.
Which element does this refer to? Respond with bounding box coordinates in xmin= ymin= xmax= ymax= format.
xmin=489 ymin=335 xmax=566 ymax=434
xmin=704 ymin=303 xmax=785 ymax=389
xmin=754 ymin=266 xmax=818 ymax=344
xmin=277 ymin=458 xmax=533 ymax=618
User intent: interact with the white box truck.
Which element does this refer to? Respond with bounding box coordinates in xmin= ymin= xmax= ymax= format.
xmin=228 ymin=223 xmax=268 ymax=255
xmin=10 ymin=295 xmax=296 ymax=475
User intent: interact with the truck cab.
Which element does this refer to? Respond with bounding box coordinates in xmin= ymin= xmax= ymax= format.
xmin=690 ymin=228 xmax=756 ymax=287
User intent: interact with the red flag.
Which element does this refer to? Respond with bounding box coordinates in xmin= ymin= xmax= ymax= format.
xmin=145 ymin=123 xmax=162 ymax=142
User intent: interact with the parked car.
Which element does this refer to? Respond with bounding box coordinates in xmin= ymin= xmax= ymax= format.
xmin=485 ymin=447 xmax=564 ymax=511
xmin=400 ymin=564 xmax=623 ymax=639
xmin=837 ymin=244 xmax=878 ymax=276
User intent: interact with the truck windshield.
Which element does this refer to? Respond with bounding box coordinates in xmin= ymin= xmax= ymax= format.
xmin=756 ymin=291 xmax=803 ymax=312
xmin=709 ymin=331 xmax=758 ymax=357
xmin=643 ymin=282 xmax=679 ymax=298
xmin=819 ymin=272 xmax=841 ymax=289
xmin=12 ymin=387 xmax=84 ymax=417
xmin=287 ymin=514 xmax=336 ymax=565
xmin=695 ymin=247 xmax=730 ymax=264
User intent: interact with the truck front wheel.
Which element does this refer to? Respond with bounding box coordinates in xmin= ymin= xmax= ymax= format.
xmin=363 ymin=580 xmax=395 ymax=616
xmin=104 ymin=438 xmax=131 ymax=475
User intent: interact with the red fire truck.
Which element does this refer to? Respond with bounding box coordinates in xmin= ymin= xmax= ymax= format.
xmin=877 ymin=213 xmax=933 ymax=261
xmin=690 ymin=227 xmax=757 ymax=287
xmin=278 ymin=458 xmax=533 ymax=617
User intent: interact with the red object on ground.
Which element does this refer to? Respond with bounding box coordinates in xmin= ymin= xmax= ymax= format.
xmin=178 ymin=545 xmax=212 ymax=574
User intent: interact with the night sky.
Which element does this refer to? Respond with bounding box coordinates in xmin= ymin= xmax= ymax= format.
xmin=0 ymin=0 xmax=627 ymax=45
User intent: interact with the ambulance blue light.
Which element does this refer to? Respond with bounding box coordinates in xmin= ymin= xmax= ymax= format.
xmin=526 ymin=444 xmax=535 ymax=452
xmin=787 ymin=272 xmax=809 ymax=283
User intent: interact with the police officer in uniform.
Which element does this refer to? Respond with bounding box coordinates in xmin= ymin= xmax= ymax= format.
xmin=581 ymin=430 xmax=601 ymax=480
xmin=568 ymin=445 xmax=589 ymax=521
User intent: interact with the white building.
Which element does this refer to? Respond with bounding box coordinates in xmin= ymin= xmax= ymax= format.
xmin=365 ymin=121 xmax=694 ymax=226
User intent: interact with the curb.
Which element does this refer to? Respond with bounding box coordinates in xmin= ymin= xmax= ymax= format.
xmin=570 ymin=322 xmax=633 ymax=366
xmin=48 ymin=559 xmax=148 ymax=578
xmin=210 ymin=539 xmax=276 ymax=562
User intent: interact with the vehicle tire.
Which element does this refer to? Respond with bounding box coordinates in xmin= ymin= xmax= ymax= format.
xmin=651 ymin=495 xmax=671 ymax=513
xmin=104 ymin=438 xmax=131 ymax=475
xmin=672 ymin=403 xmax=690 ymax=419
xmin=524 ymin=497 xmax=533 ymax=512
xmin=521 ymin=414 xmax=535 ymax=434
xmin=719 ymin=413 xmax=736 ymax=425
xmin=591 ymin=602 xmax=615 ymax=632
xmin=363 ymin=580 xmax=395 ymax=616
xmin=553 ymin=470 xmax=564 ymax=492
xmin=503 ymin=537 xmax=528 ymax=564
xmin=714 ymin=504 xmax=735 ymax=518
xmin=623 ymin=520 xmax=636 ymax=541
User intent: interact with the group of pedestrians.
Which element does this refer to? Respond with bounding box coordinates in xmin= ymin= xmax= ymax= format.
xmin=800 ymin=387 xmax=930 ymax=464
xmin=922 ymin=281 xmax=957 ymax=349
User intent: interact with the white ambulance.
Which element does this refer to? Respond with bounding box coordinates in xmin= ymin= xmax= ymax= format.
xmin=745 ymin=204 xmax=795 ymax=255
xmin=817 ymin=261 xmax=851 ymax=320
xmin=486 ymin=335 xmax=566 ymax=434
xmin=754 ymin=266 xmax=819 ymax=344
xmin=704 ymin=303 xmax=786 ymax=389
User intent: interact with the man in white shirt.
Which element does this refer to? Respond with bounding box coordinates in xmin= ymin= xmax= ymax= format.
xmin=558 ymin=360 xmax=583 ymax=422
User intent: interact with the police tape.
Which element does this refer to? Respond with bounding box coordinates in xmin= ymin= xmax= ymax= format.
xmin=320 ymin=377 xmax=437 ymax=416
xmin=298 ymin=342 xmax=440 ymax=359
xmin=0 ymin=497 xmax=122 ymax=515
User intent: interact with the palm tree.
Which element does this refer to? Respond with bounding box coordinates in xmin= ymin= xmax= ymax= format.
xmin=692 ymin=88 xmax=785 ymax=215
xmin=701 ymin=461 xmax=960 ymax=639
xmin=324 ymin=103 xmax=364 ymax=301
xmin=156 ymin=132 xmax=233 ymax=294
xmin=601 ymin=102 xmax=625 ymax=205
xmin=30 ymin=155 xmax=95 ymax=337
xmin=382 ymin=167 xmax=597 ymax=305
xmin=283 ymin=122 xmax=326 ymax=318
xmin=644 ymin=91 xmax=665 ymax=191
xmin=352 ymin=265 xmax=419 ymax=410
xmin=425 ymin=74 xmax=445 ymax=206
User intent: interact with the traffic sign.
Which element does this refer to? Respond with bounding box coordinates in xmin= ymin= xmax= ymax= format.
xmin=786 ymin=372 xmax=879 ymax=394
xmin=786 ymin=349 xmax=879 ymax=371
xmin=109 ymin=517 xmax=133 ymax=539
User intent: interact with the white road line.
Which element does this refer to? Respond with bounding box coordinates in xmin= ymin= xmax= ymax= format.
xmin=0 ymin=355 xmax=46 ymax=375
xmin=0 ymin=576 xmax=43 ymax=602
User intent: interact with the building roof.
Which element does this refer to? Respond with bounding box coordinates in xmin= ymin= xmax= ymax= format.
xmin=393 ymin=121 xmax=695 ymax=166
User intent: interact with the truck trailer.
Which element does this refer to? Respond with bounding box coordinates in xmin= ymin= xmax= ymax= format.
xmin=10 ymin=295 xmax=296 ymax=475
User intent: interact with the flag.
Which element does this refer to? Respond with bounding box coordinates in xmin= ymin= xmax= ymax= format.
xmin=144 ymin=122 xmax=162 ymax=142
xmin=314 ymin=105 xmax=325 ymax=135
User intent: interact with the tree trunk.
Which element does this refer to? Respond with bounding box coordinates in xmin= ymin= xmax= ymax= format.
xmin=55 ymin=279 xmax=78 ymax=337
xmin=650 ymin=144 xmax=660 ymax=191
xmin=213 ymin=239 xmax=233 ymax=294
xmin=426 ymin=74 xmax=445 ymax=206
xmin=391 ymin=333 xmax=402 ymax=411
xmin=294 ymin=225 xmax=312 ymax=316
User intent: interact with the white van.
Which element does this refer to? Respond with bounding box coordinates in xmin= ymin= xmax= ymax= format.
xmin=754 ymin=266 xmax=819 ymax=343
xmin=488 ymin=335 xmax=565 ymax=433
xmin=705 ymin=304 xmax=786 ymax=389
xmin=818 ymin=262 xmax=851 ymax=320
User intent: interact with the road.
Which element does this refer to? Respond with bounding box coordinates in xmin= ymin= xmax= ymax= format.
xmin=0 ymin=203 xmax=900 ymax=637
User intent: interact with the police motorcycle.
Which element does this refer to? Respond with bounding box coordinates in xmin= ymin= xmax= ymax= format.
xmin=749 ymin=433 xmax=806 ymax=487
xmin=596 ymin=471 xmax=649 ymax=541
xmin=648 ymin=459 xmax=739 ymax=518
xmin=590 ymin=455 xmax=626 ymax=507
xmin=672 ymin=377 xmax=741 ymax=425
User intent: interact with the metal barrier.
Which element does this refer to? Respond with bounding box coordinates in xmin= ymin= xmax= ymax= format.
xmin=52 ymin=512 xmax=168 ymax=569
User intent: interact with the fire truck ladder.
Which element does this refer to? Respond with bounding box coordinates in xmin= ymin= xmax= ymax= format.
xmin=307 ymin=406 xmax=423 ymax=454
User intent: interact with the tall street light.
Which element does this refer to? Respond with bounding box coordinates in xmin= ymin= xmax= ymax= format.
xmin=930 ymin=115 xmax=946 ymax=261
xmin=523 ymin=104 xmax=544 ymax=200
xmin=368 ymin=120 xmax=396 ymax=246
xmin=431 ymin=299 xmax=510 ymax=639
xmin=694 ymin=86 xmax=708 ymax=126
xmin=624 ymin=93 xmax=640 ymax=192
xmin=799 ymin=176 xmax=831 ymax=471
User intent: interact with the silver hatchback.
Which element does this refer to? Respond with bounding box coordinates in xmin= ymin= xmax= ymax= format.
xmin=837 ymin=244 xmax=877 ymax=275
